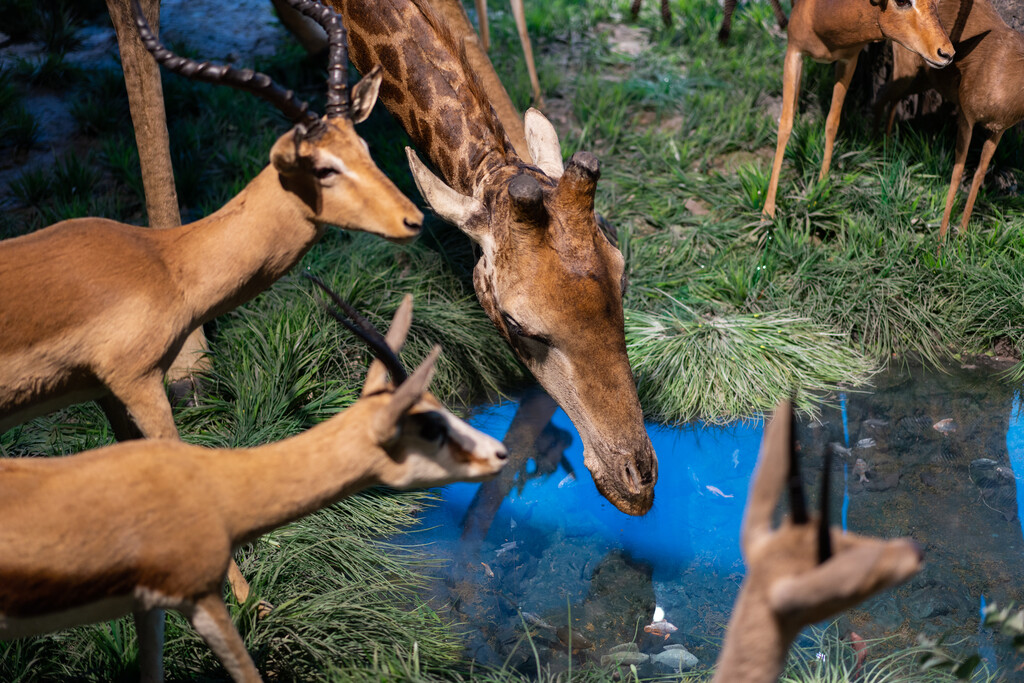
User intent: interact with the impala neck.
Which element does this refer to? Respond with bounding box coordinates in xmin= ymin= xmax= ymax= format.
xmin=211 ymin=404 xmax=381 ymax=544
xmin=808 ymin=0 xmax=886 ymax=49
xmin=162 ymin=165 xmax=323 ymax=326
xmin=334 ymin=0 xmax=514 ymax=196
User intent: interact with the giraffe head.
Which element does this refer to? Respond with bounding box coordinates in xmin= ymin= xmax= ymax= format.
xmin=407 ymin=109 xmax=656 ymax=516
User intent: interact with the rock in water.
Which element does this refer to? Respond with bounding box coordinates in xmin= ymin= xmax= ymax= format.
xmin=933 ymin=418 xmax=957 ymax=433
xmin=650 ymin=644 xmax=699 ymax=673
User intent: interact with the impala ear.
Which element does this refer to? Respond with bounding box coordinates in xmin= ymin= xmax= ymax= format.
xmin=270 ymin=127 xmax=301 ymax=174
xmin=373 ymin=346 xmax=441 ymax=442
xmin=524 ymin=108 xmax=563 ymax=179
xmin=350 ymin=65 xmax=383 ymax=124
xmin=741 ymin=400 xmax=791 ymax=554
xmin=363 ymin=295 xmax=414 ymax=397
xmin=406 ymin=147 xmax=488 ymax=239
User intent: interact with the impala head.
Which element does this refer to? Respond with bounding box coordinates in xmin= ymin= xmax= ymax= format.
xmin=307 ymin=275 xmax=508 ymax=488
xmin=406 ymin=109 xmax=657 ymax=516
xmin=742 ymin=401 xmax=923 ymax=631
xmin=873 ymin=0 xmax=954 ymax=68
xmin=133 ymin=0 xmax=423 ymax=242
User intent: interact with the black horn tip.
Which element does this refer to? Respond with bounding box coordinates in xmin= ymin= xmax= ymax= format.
xmin=817 ymin=448 xmax=834 ymax=564
xmin=509 ymin=173 xmax=544 ymax=206
xmin=567 ymin=151 xmax=600 ymax=178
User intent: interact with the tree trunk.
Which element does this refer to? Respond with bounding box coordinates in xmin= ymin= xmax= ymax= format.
xmin=105 ymin=0 xmax=210 ymax=401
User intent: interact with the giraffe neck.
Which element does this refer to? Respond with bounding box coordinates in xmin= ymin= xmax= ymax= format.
xmin=334 ymin=0 xmax=517 ymax=196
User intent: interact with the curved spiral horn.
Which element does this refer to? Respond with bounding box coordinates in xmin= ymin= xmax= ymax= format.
xmin=277 ymin=0 xmax=351 ymax=118
xmin=304 ymin=274 xmax=410 ymax=386
xmin=131 ymin=0 xmax=321 ymax=131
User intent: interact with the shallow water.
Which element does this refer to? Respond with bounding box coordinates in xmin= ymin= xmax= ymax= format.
xmin=415 ymin=366 xmax=1024 ymax=676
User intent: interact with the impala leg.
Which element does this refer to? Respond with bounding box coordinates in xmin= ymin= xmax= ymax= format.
xmin=135 ymin=608 xmax=165 ymax=683
xmin=510 ymin=0 xmax=543 ymax=106
xmin=189 ymin=594 xmax=262 ymax=683
xmin=771 ymin=0 xmax=788 ymax=30
xmin=763 ymin=47 xmax=803 ymax=218
xmin=98 ymin=395 xmax=144 ymax=441
xmin=959 ymin=129 xmax=1003 ymax=234
xmin=939 ymin=113 xmax=973 ymax=245
xmin=474 ymin=0 xmax=490 ymax=51
xmin=660 ymin=0 xmax=672 ymax=26
xmin=719 ymin=0 xmax=737 ymax=42
xmin=630 ymin=0 xmax=642 ymax=20
xmin=226 ymin=560 xmax=252 ymax=606
xmin=106 ymin=375 xmax=178 ymax=440
xmin=820 ymin=55 xmax=858 ymax=181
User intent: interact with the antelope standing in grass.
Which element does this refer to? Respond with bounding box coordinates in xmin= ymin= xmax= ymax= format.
xmin=875 ymin=0 xmax=1024 ymax=244
xmin=0 ymin=0 xmax=422 ymax=443
xmin=328 ymin=0 xmax=658 ymax=516
xmin=761 ymin=0 xmax=954 ymax=218
xmin=0 ymin=287 xmax=507 ymax=683
xmin=712 ymin=401 xmax=924 ymax=682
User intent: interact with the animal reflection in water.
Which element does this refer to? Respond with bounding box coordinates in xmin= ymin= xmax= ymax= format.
xmin=460 ymin=389 xmax=573 ymax=544
xmin=439 ymin=390 xmax=691 ymax=674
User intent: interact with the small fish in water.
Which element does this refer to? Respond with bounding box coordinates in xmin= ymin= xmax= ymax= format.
xmin=557 ymin=473 xmax=577 ymax=489
xmin=863 ymin=418 xmax=889 ymax=429
xmin=852 ymin=458 xmax=870 ymax=483
xmin=522 ymin=611 xmax=554 ymax=630
xmin=855 ymin=437 xmax=876 ymax=449
xmin=510 ymin=518 xmax=517 ymax=530
xmin=705 ymin=485 xmax=734 ymax=498
xmin=848 ymin=631 xmax=868 ymax=676
xmin=644 ymin=619 xmax=678 ymax=640
xmin=557 ymin=625 xmax=595 ymax=651
xmin=495 ymin=540 xmax=519 ymax=557
xmin=933 ymin=418 xmax=957 ymax=433
xmin=731 ymin=449 xmax=740 ymax=468
xmin=481 ymin=562 xmax=494 ymax=578
xmin=830 ymin=442 xmax=853 ymax=458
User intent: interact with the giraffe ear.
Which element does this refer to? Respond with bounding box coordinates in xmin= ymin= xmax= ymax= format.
xmin=405 ymin=147 xmax=488 ymax=240
xmin=524 ymin=108 xmax=563 ymax=180
xmin=350 ymin=65 xmax=383 ymax=124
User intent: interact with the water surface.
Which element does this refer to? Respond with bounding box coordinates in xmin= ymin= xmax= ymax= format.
xmin=415 ymin=366 xmax=1024 ymax=676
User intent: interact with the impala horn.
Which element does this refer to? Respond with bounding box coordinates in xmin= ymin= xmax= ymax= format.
xmin=132 ymin=0 xmax=352 ymax=136
xmin=303 ymin=273 xmax=409 ymax=385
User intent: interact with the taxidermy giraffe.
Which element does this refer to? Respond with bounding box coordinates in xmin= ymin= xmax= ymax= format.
xmin=875 ymin=0 xmax=1024 ymax=244
xmin=712 ymin=401 xmax=923 ymax=682
xmin=0 ymin=287 xmax=508 ymax=683
xmin=270 ymin=0 xmax=536 ymax=161
xmin=104 ymin=0 xmax=210 ymax=399
xmin=328 ymin=0 xmax=658 ymax=516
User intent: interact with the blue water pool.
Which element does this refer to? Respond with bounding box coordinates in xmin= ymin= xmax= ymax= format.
xmin=412 ymin=366 xmax=1024 ymax=676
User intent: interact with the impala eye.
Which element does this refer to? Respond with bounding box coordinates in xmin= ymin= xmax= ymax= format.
xmin=894 ymin=0 xmax=912 ymax=7
xmin=315 ymin=166 xmax=339 ymax=180
xmin=415 ymin=411 xmax=448 ymax=444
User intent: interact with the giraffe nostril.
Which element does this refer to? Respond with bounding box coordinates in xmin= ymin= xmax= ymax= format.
xmin=496 ymin=447 xmax=509 ymax=461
